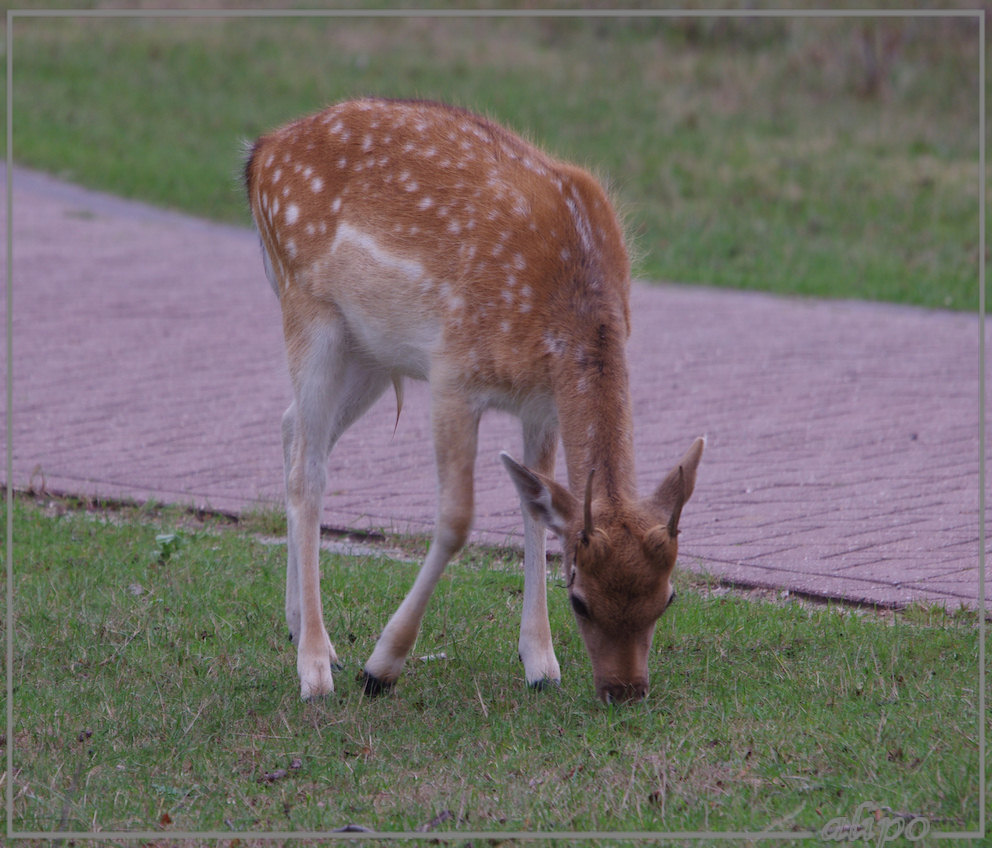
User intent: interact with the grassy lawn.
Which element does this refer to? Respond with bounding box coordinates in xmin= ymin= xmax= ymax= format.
xmin=5 ymin=496 xmax=985 ymax=841
xmin=3 ymin=6 xmax=984 ymax=310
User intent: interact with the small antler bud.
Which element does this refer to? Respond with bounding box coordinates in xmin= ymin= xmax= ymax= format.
xmin=582 ymin=467 xmax=596 ymax=545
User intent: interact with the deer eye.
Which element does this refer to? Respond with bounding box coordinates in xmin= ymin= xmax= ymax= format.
xmin=570 ymin=594 xmax=591 ymax=620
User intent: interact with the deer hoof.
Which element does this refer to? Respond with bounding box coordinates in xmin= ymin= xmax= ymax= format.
xmin=360 ymin=670 xmax=394 ymax=698
xmin=301 ymin=690 xmax=330 ymax=704
xmin=527 ymin=676 xmax=561 ymax=692
xmin=299 ymin=673 xmax=334 ymax=701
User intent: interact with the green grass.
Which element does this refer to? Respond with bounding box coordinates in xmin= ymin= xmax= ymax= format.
xmin=5 ymin=496 xmax=984 ymax=842
xmin=3 ymin=8 xmax=984 ymax=310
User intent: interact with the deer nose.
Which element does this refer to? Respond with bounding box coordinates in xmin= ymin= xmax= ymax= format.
xmin=601 ymin=680 xmax=648 ymax=704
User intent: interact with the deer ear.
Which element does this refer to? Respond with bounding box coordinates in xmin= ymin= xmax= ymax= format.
xmin=650 ymin=436 xmax=705 ymax=537
xmin=500 ymin=452 xmax=576 ymax=538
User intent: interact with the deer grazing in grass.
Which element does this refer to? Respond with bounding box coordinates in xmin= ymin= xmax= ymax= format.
xmin=244 ymin=98 xmax=704 ymax=704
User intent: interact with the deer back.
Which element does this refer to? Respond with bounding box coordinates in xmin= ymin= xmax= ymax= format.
xmin=244 ymin=98 xmax=631 ymax=401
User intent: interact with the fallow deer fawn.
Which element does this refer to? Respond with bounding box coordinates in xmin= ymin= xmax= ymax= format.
xmin=245 ymin=98 xmax=703 ymax=703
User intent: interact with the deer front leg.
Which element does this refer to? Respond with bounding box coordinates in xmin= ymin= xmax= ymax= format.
xmin=363 ymin=389 xmax=480 ymax=695
xmin=517 ymin=417 xmax=562 ymax=688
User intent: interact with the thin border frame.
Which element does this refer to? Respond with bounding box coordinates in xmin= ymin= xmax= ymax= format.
xmin=4 ymin=6 xmax=986 ymax=843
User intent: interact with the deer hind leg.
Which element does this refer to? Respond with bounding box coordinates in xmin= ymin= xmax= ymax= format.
xmin=363 ymin=387 xmax=480 ymax=695
xmin=282 ymin=402 xmax=302 ymax=645
xmin=517 ymin=417 xmax=562 ymax=688
xmin=284 ymin=318 xmax=391 ymax=700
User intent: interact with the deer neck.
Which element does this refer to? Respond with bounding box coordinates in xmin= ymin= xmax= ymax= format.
xmin=551 ymin=315 xmax=637 ymax=502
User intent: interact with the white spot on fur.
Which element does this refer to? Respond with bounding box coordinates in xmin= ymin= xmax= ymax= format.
xmin=418 ymin=196 xmax=434 ymax=211
xmin=286 ymin=204 xmax=300 ymax=225
xmin=566 ymin=187 xmax=596 ymax=255
xmin=311 ymin=177 xmax=324 ymax=192
xmin=544 ymin=332 xmax=567 ymax=357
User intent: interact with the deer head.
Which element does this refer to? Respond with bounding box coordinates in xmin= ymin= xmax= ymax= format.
xmin=502 ymin=436 xmax=704 ymax=703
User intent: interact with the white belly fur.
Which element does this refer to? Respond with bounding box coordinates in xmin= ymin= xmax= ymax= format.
xmin=318 ymin=222 xmax=442 ymax=380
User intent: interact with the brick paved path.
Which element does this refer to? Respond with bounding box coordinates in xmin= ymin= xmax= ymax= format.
xmin=3 ymin=166 xmax=987 ymax=609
